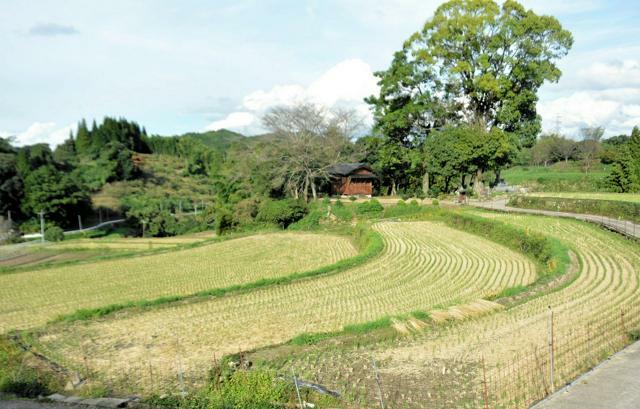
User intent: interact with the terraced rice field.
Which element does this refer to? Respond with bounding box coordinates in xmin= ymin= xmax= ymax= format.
xmin=47 ymin=235 xmax=210 ymax=251
xmin=0 ymin=232 xmax=355 ymax=332
xmin=291 ymin=213 xmax=640 ymax=407
xmin=34 ymin=221 xmax=536 ymax=391
xmin=528 ymin=192 xmax=640 ymax=203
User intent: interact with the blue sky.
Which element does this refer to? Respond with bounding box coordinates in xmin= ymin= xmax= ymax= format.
xmin=1 ymin=0 xmax=639 ymax=146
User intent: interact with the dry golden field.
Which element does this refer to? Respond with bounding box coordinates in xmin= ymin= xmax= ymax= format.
xmin=0 ymin=232 xmax=356 ymax=332
xmin=34 ymin=221 xmax=536 ymax=392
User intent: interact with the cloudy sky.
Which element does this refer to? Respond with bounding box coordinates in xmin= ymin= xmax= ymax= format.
xmin=1 ymin=0 xmax=639 ymax=146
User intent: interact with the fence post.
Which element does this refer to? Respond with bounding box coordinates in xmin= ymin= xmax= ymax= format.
xmin=548 ymin=306 xmax=555 ymax=393
xmin=621 ymin=309 xmax=627 ymax=344
xmin=371 ymin=356 xmax=385 ymax=409
xmin=482 ymin=355 xmax=489 ymax=409
xmin=292 ymin=369 xmax=303 ymax=408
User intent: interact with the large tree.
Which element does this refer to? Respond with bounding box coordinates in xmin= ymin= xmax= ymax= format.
xmin=367 ymin=0 xmax=572 ymax=194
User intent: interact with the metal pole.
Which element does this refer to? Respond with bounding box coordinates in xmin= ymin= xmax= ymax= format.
xmin=99 ymin=208 xmax=102 ymax=224
xmin=372 ymin=356 xmax=385 ymax=409
xmin=78 ymin=215 xmax=83 ymax=231
xmin=7 ymin=210 xmax=11 ymax=223
xmin=39 ymin=210 xmax=45 ymax=243
xmin=292 ymin=369 xmax=303 ymax=408
xmin=482 ymin=355 xmax=489 ymax=409
xmin=549 ymin=306 xmax=555 ymax=393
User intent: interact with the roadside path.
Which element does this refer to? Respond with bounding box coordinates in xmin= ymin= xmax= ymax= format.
xmin=532 ymin=341 xmax=640 ymax=408
xmin=470 ymin=198 xmax=640 ymax=240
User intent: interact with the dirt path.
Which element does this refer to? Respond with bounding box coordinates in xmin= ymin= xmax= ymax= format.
xmin=532 ymin=340 xmax=640 ymax=408
xmin=471 ymin=198 xmax=640 ymax=240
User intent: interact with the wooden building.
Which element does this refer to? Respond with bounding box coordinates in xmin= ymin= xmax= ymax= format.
xmin=327 ymin=163 xmax=376 ymax=196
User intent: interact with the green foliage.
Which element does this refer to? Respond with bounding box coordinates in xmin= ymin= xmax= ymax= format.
xmin=424 ymin=125 xmax=518 ymax=194
xmin=75 ymin=117 xmax=149 ymax=157
xmin=605 ymin=126 xmax=640 ymax=193
xmin=382 ymin=200 xmax=423 ymax=218
xmin=215 ymin=208 xmax=235 ymax=235
xmin=503 ymin=162 xmax=609 ymax=192
xmin=44 ymin=226 xmax=64 ymax=242
xmin=432 ymin=199 xmax=439 ymax=207
xmin=20 ymin=165 xmax=91 ymax=228
xmin=255 ymin=199 xmax=308 ymax=229
xmin=508 ymin=195 xmax=640 ymax=223
xmin=355 ymin=199 xmax=384 ymax=215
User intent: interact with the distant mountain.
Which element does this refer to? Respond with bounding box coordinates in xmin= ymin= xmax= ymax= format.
xmin=173 ymin=129 xmax=247 ymax=151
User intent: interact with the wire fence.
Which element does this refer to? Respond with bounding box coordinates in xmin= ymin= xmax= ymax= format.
xmin=58 ymin=300 xmax=640 ymax=408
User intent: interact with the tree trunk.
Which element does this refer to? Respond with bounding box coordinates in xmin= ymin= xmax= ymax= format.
xmin=474 ymin=169 xmax=484 ymax=196
xmin=303 ymin=176 xmax=309 ymax=202
xmin=391 ymin=179 xmax=397 ymax=196
xmin=492 ymin=169 xmax=501 ymax=188
xmin=422 ymin=172 xmax=430 ymax=196
xmin=311 ymin=180 xmax=317 ymax=200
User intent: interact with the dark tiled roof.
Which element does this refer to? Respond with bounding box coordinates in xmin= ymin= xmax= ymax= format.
xmin=327 ymin=163 xmax=374 ymax=176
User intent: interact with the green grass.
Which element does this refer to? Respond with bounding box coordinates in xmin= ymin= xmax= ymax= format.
xmin=503 ymin=162 xmax=610 ymax=192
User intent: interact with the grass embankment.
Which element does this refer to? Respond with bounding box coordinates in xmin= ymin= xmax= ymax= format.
xmin=503 ymin=162 xmax=609 ymax=192
xmin=0 ymin=335 xmax=60 ymax=398
xmin=508 ymin=195 xmax=640 ymax=223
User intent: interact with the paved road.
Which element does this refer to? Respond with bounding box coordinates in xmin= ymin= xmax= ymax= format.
xmin=0 ymin=401 xmax=71 ymax=409
xmin=471 ymin=199 xmax=640 ymax=240
xmin=532 ymin=341 xmax=640 ymax=408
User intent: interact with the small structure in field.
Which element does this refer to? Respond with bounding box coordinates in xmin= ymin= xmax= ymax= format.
xmin=327 ymin=163 xmax=376 ymax=197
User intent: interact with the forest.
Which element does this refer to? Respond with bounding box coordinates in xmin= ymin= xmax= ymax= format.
xmin=1 ymin=0 xmax=639 ymax=239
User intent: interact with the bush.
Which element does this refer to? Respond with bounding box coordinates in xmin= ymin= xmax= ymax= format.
xmin=355 ymin=199 xmax=384 ymax=215
xmin=348 ymin=195 xmax=357 ymax=201
xmin=256 ymin=199 xmax=308 ymax=229
xmin=432 ymin=199 xmax=440 ymax=207
xmin=215 ymin=208 xmax=236 ymax=235
xmin=44 ymin=226 xmax=64 ymax=242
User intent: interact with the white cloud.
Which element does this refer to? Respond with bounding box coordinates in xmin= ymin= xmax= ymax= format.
xmin=6 ymin=122 xmax=76 ymax=147
xmin=576 ymin=60 xmax=640 ymax=90
xmin=539 ymin=59 xmax=640 ymax=137
xmin=539 ymin=90 xmax=640 ymax=138
xmin=206 ymin=58 xmax=379 ymax=134
xmin=205 ymin=112 xmax=256 ymax=132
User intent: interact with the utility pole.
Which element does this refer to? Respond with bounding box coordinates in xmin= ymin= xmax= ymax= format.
xmin=39 ymin=210 xmax=45 ymax=243
xmin=548 ymin=306 xmax=555 ymax=393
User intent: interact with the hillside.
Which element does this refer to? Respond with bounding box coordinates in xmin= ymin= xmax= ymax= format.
xmin=91 ymin=153 xmax=214 ymax=212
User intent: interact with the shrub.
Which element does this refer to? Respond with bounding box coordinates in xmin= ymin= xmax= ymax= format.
xmin=44 ymin=226 xmax=64 ymax=242
xmin=432 ymin=199 xmax=440 ymax=207
xmin=256 ymin=199 xmax=308 ymax=229
xmin=355 ymin=199 xmax=384 ymax=215
xmin=207 ymin=370 xmax=287 ymax=409
xmin=215 ymin=208 xmax=236 ymax=235
xmin=348 ymin=195 xmax=357 ymax=201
